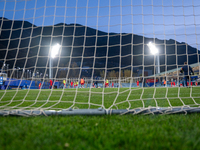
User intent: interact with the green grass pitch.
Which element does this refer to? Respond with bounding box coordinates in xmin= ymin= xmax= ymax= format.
xmin=0 ymin=87 xmax=200 ymax=150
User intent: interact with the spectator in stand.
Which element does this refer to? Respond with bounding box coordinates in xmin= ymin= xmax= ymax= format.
xmin=180 ymin=62 xmax=194 ymax=87
xmin=80 ymin=78 xmax=85 ymax=88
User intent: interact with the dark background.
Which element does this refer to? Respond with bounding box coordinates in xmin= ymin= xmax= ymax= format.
xmin=0 ymin=17 xmax=199 ymax=78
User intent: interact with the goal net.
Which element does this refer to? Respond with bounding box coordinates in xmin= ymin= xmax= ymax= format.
xmin=0 ymin=0 xmax=200 ymax=116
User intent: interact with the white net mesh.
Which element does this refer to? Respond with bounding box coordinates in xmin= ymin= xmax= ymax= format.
xmin=0 ymin=0 xmax=200 ymax=116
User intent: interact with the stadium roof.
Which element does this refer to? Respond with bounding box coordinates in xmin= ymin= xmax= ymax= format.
xmin=151 ymin=62 xmax=200 ymax=77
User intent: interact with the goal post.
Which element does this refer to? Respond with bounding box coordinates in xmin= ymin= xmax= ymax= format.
xmin=0 ymin=0 xmax=200 ymax=116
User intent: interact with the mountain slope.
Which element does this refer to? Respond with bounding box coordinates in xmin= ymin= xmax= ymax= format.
xmin=0 ymin=17 xmax=199 ymax=76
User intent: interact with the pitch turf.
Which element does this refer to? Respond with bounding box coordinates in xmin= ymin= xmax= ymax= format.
xmin=0 ymin=87 xmax=200 ymax=150
xmin=0 ymin=87 xmax=200 ymax=110
xmin=1 ymin=114 xmax=200 ymax=150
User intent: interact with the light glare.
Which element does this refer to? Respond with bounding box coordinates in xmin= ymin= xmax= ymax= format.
xmin=147 ymin=42 xmax=158 ymax=55
xmin=51 ymin=43 xmax=61 ymax=58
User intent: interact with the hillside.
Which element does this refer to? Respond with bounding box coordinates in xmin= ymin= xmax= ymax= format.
xmin=0 ymin=17 xmax=199 ymax=77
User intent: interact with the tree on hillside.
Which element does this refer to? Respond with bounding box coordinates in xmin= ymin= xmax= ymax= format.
xmin=107 ymin=70 xmax=117 ymax=78
xmin=123 ymin=70 xmax=132 ymax=77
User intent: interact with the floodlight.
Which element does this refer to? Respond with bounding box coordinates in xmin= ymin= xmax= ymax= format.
xmin=147 ymin=42 xmax=158 ymax=55
xmin=49 ymin=43 xmax=61 ymax=79
xmin=147 ymin=42 xmax=160 ymax=74
xmin=51 ymin=43 xmax=61 ymax=58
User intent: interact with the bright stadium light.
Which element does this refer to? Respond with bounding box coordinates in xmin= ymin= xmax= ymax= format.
xmin=147 ymin=42 xmax=160 ymax=74
xmin=148 ymin=42 xmax=158 ymax=55
xmin=51 ymin=43 xmax=61 ymax=58
xmin=49 ymin=43 xmax=61 ymax=79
